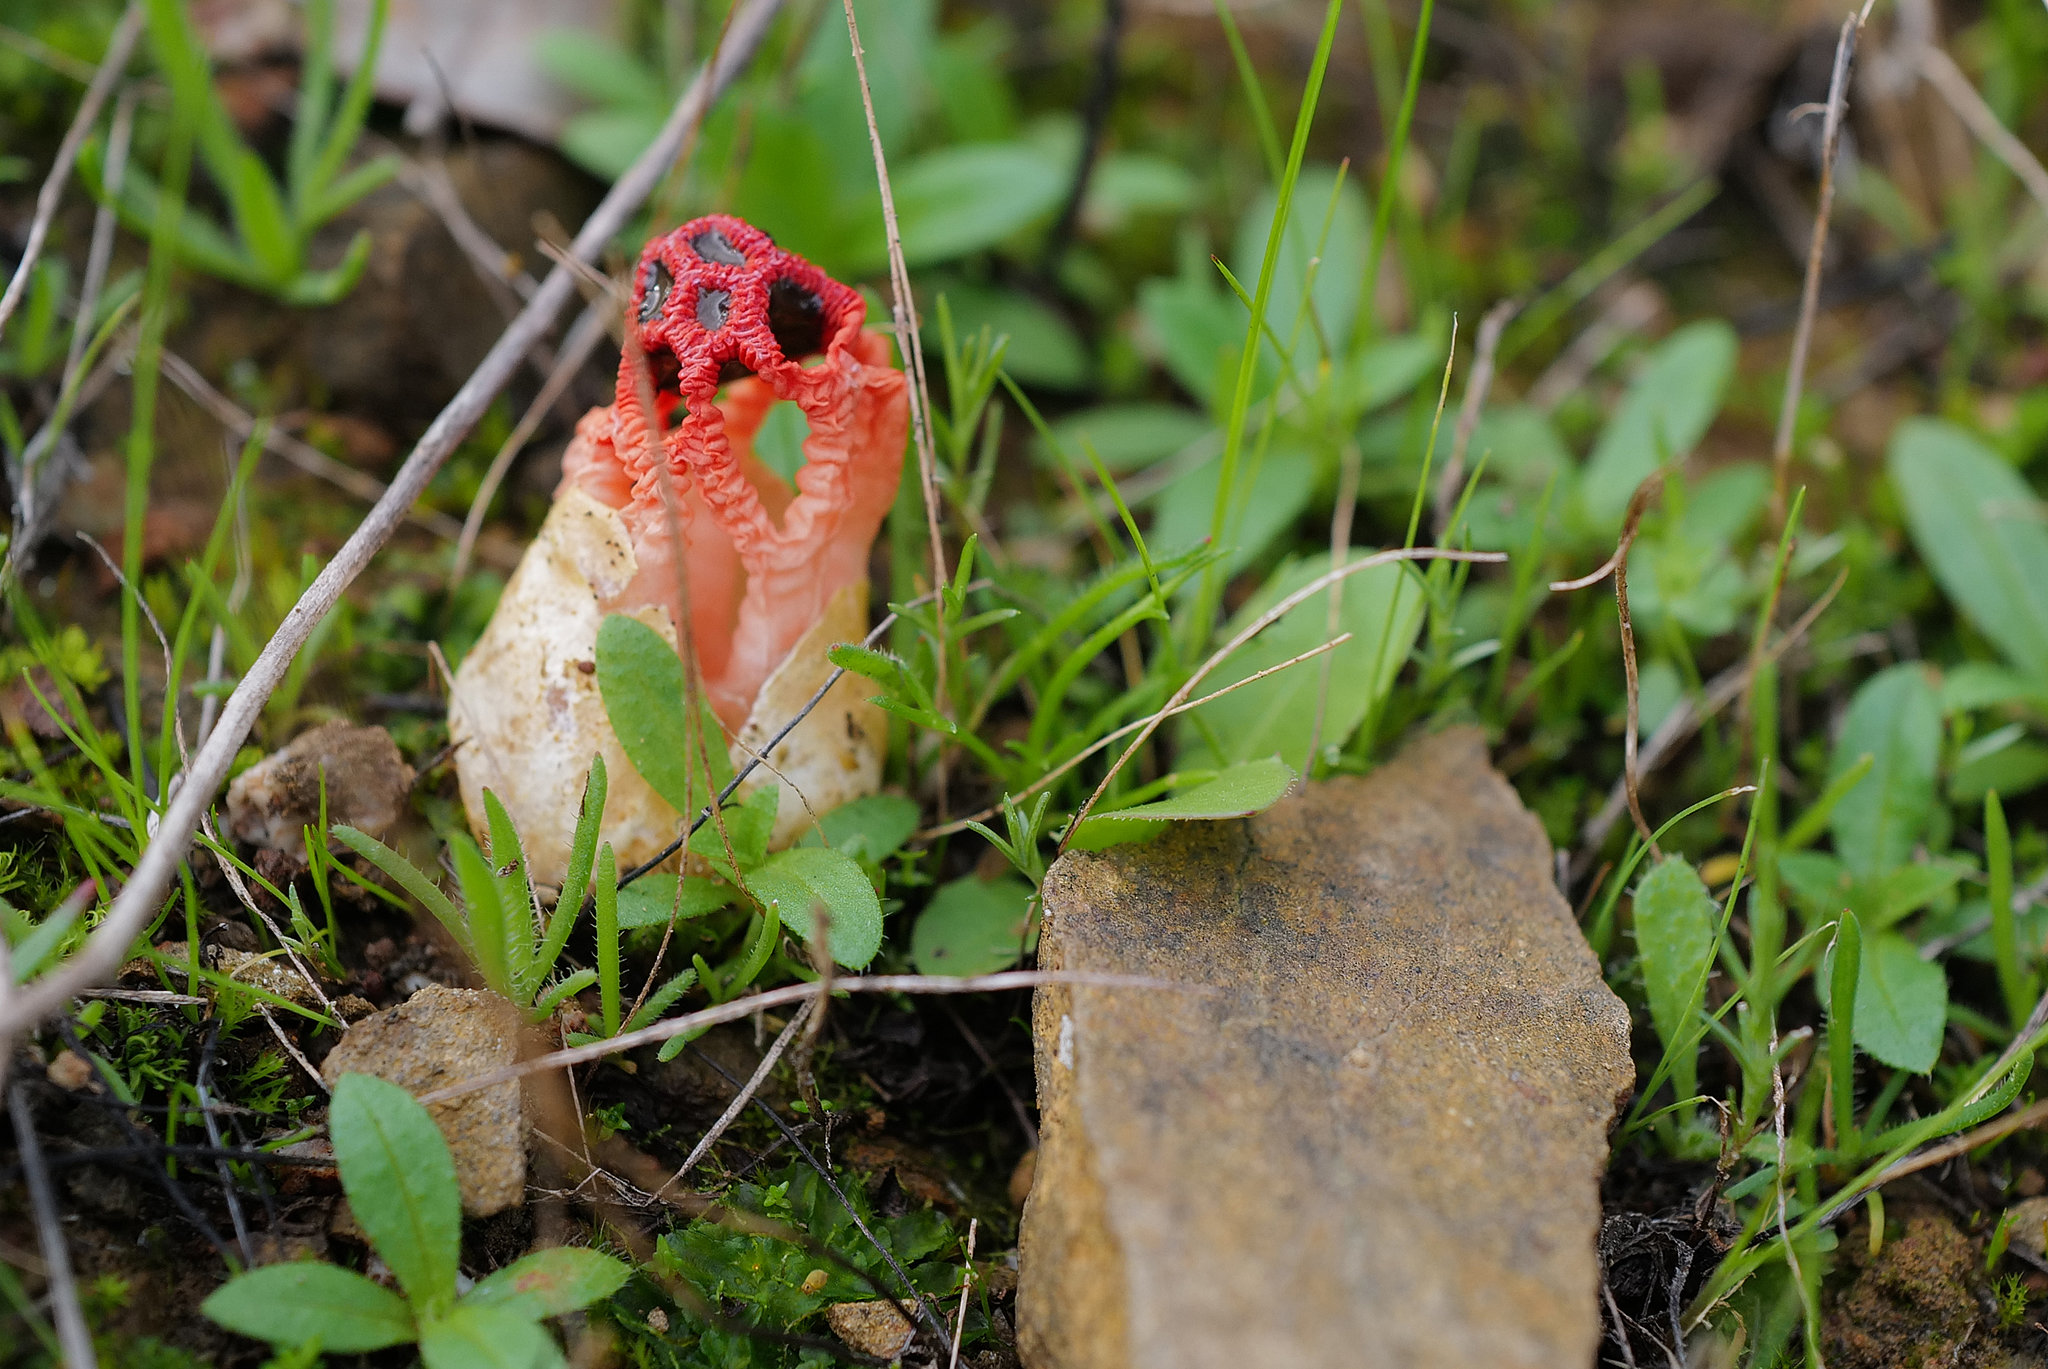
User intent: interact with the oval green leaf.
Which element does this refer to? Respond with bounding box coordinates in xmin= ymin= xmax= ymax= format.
xmin=912 ymin=874 xmax=1037 ymax=977
xmin=595 ymin=613 xmax=732 ymax=817
xmin=202 ymin=1262 xmax=414 ymax=1352
xmin=329 ymin=1072 xmax=462 ymax=1315
xmin=465 ymin=1247 xmax=631 ymax=1319
xmin=1887 ymin=417 xmax=2048 ymax=684
xmin=745 ymin=846 xmax=884 ymax=968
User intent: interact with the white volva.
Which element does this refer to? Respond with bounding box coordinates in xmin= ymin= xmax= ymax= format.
xmin=448 ymin=485 xmax=886 ymax=888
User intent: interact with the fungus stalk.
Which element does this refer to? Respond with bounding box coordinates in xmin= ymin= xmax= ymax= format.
xmin=450 ymin=217 xmax=908 ymax=882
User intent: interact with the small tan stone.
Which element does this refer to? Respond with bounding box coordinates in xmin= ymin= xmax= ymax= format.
xmin=825 ymin=1300 xmax=917 ymax=1360
xmin=1017 ymin=727 xmax=1633 ymax=1369
xmin=2003 ymin=1196 xmax=2048 ymax=1263
xmin=45 ymin=1049 xmax=96 ymax=1092
xmin=320 ymin=986 xmax=525 ymax=1215
xmin=225 ymin=720 xmax=414 ymax=851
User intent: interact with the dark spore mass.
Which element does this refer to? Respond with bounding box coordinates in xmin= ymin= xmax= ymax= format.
xmin=638 ymin=259 xmax=672 ymax=324
xmin=767 ymin=278 xmax=826 ymax=359
xmin=696 ymin=287 xmax=731 ymax=332
xmin=690 ymin=228 xmax=748 ymax=266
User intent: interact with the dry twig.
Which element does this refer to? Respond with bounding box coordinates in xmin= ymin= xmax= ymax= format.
xmin=7 ymin=1085 xmax=95 ymax=1369
xmin=1434 ymin=298 xmax=1519 ymax=537
xmin=656 ymin=1000 xmax=814 ymax=1199
xmin=451 ymin=297 xmax=612 ymax=582
xmin=159 ymin=350 xmax=465 ymax=541
xmin=1770 ymin=5 xmax=1870 ymax=526
xmin=1552 ymin=474 xmax=1669 ymax=859
xmin=413 ymin=970 xmax=1190 ymax=1106
xmin=0 ymin=2 xmax=143 ymax=341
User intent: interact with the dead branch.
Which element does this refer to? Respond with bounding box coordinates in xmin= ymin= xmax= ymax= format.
xmin=7 ymin=1085 xmax=95 ymax=1369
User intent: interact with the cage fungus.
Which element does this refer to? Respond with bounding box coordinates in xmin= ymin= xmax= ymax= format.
xmin=450 ymin=216 xmax=908 ymax=884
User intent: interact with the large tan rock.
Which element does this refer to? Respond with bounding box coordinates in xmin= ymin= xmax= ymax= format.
xmin=1018 ymin=727 xmax=1633 ymax=1369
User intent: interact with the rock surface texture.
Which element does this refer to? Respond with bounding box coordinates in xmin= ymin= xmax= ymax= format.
xmin=320 ymin=986 xmax=525 ymax=1216
xmin=1017 ymin=727 xmax=1633 ymax=1369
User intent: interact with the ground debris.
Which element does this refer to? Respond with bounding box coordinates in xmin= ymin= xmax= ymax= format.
xmin=1017 ymin=728 xmax=1632 ymax=1368
xmin=1824 ymin=1207 xmax=2021 ymax=1369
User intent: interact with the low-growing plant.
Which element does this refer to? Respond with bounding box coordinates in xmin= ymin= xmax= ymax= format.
xmin=204 ymin=1072 xmax=629 ymax=1364
xmin=82 ymin=0 xmax=398 ymax=305
xmin=610 ymin=1160 xmax=972 ymax=1369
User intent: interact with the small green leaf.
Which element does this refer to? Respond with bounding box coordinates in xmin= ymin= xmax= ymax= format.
xmin=912 ymin=875 xmax=1036 ymax=977
xmin=614 ymin=873 xmax=735 ymax=929
xmin=1888 ymin=418 xmax=2048 ymax=684
xmin=596 ymin=614 xmax=732 ymax=816
xmin=1230 ymin=164 xmax=1372 ymax=366
xmin=464 ymin=1247 xmax=631 ymax=1320
xmin=418 ymin=1303 xmax=562 ymax=1369
xmin=1847 ymin=932 xmax=1948 ymax=1075
xmin=335 ymin=825 xmax=471 ymax=958
xmin=797 ymin=794 xmax=922 ymax=864
xmin=1171 ymin=552 xmax=1424 ymax=771
xmin=865 ymin=140 xmax=1068 ymax=268
xmin=1830 ymin=664 xmax=1942 ymax=880
xmin=746 ymin=847 xmax=884 ymax=968
xmin=688 ymin=787 xmax=778 ymax=881
xmin=928 ymin=283 xmax=1088 ymax=390
xmin=1827 ymin=908 xmax=1863 ymax=1157
xmin=449 ymin=833 xmax=512 ymax=999
xmin=1632 ymin=856 xmax=1717 ymax=1099
xmin=329 ymin=1073 xmax=462 ymax=1316
xmin=202 ymin=1262 xmax=414 ymax=1352
xmin=1069 ymin=757 xmax=1297 ymax=850
xmin=1575 ymin=321 xmax=1737 ymax=536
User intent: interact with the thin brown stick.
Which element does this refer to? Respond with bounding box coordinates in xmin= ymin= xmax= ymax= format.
xmin=839 ymin=0 xmax=954 ymax=822
xmin=1615 ymin=526 xmax=1655 ymax=857
xmin=838 ymin=0 xmax=945 ymax=606
xmin=1771 ymin=8 xmax=1866 ymax=527
xmin=1862 ymin=1098 xmax=2048 ymax=1194
xmin=0 ymin=0 xmax=787 ymax=1061
xmin=1059 ymin=548 xmax=1504 ymax=852
xmin=1434 ymin=298 xmax=1518 ymax=537
xmin=8 ymin=1085 xmax=95 ymax=1369
xmin=0 ymin=2 xmax=143 ymax=341
xmin=159 ymin=350 xmax=465 ymax=541
xmin=451 ymin=297 xmax=612 ymax=582
xmin=397 ymin=156 xmax=540 ymax=303
xmin=1917 ymin=44 xmax=2048 ymax=225
xmin=414 ymin=970 xmax=1191 ymax=1106
xmin=1551 ymin=473 xmax=1666 ymax=855
xmin=1574 ymin=568 xmax=1848 ymax=874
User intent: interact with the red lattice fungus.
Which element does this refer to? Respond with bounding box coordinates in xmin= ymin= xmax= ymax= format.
xmin=560 ymin=215 xmax=908 ymax=728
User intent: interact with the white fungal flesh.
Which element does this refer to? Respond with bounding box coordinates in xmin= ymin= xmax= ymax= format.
xmin=449 ymin=485 xmax=886 ymax=887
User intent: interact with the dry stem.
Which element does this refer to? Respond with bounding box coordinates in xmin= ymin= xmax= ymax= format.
xmin=0 ymin=2 xmax=143 ymax=341
xmin=1770 ymin=7 xmax=1868 ymax=526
